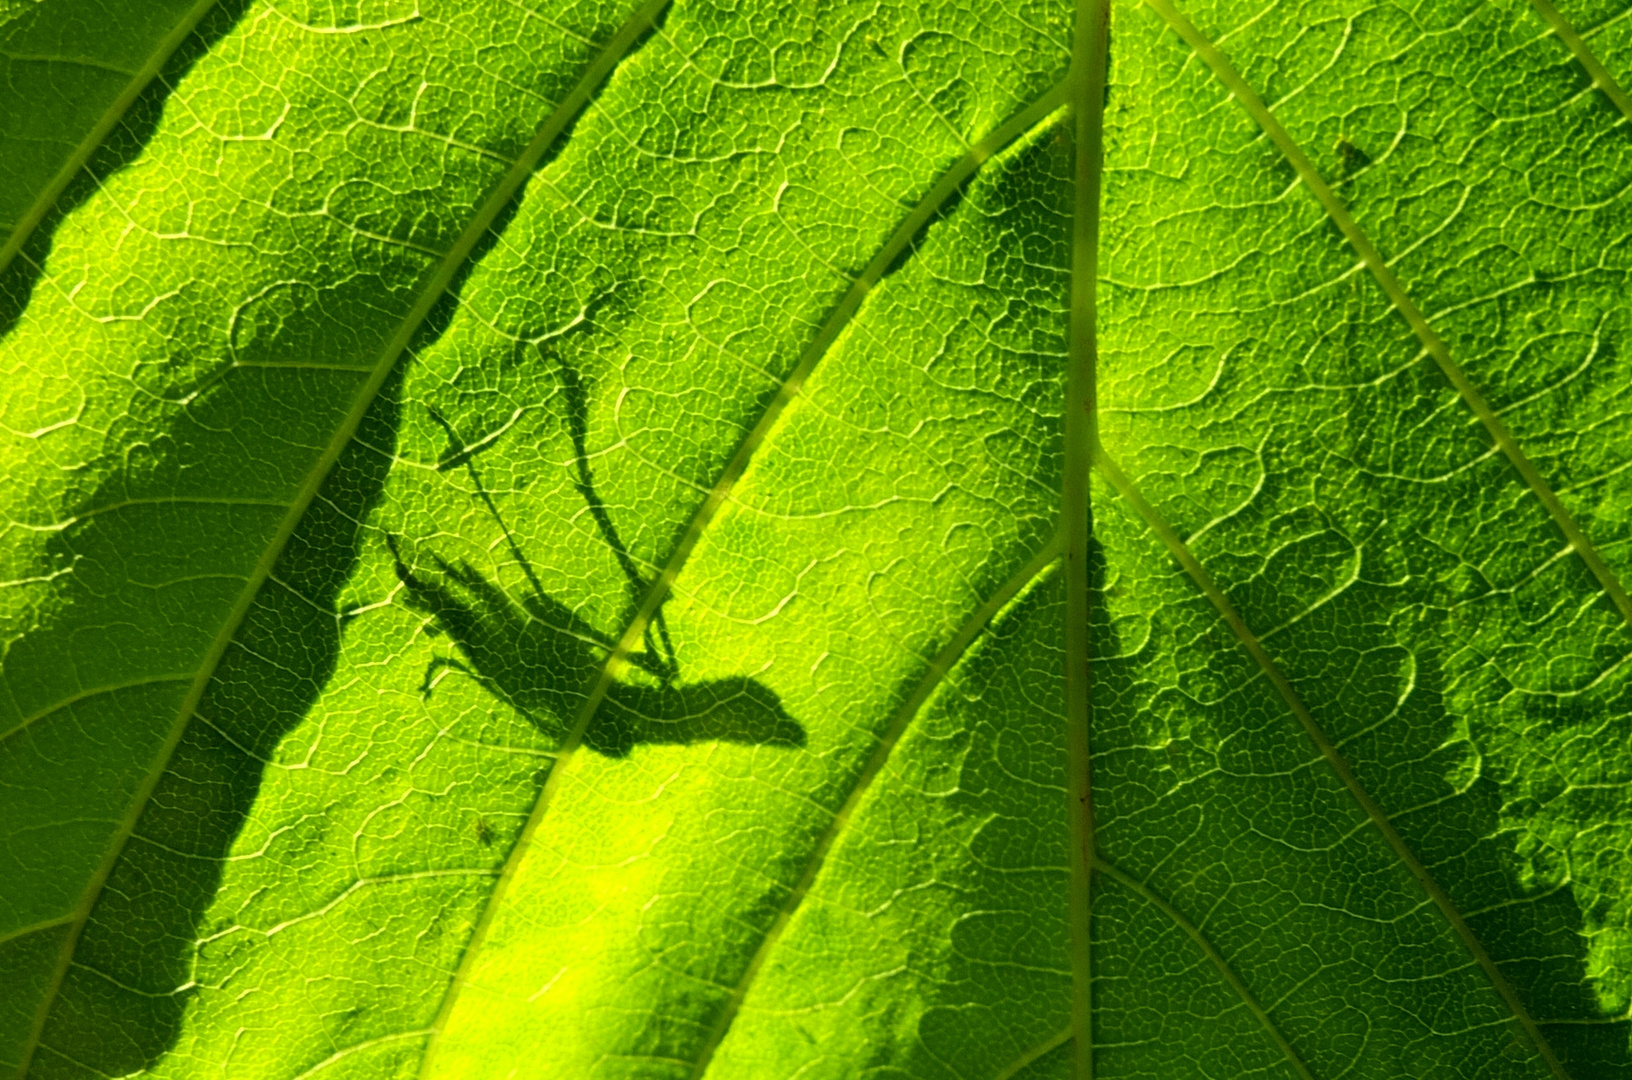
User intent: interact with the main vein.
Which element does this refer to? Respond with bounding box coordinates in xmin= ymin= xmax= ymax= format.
xmin=1093 ymin=445 xmax=1568 ymax=1080
xmin=415 ymin=74 xmax=1072 ymax=1077
xmin=1066 ymin=0 xmax=1111 ymax=1075
xmin=1528 ymin=0 xmax=1632 ymax=122
xmin=1141 ymin=0 xmax=1632 ymax=635
xmin=12 ymin=1 xmax=674 ymax=1073
xmin=0 ymin=0 xmax=221 ymax=282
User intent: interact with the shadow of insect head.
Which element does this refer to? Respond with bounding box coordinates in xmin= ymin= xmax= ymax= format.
xmin=387 ymin=349 xmax=804 ymax=759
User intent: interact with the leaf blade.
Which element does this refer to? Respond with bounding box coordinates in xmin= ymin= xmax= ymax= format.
xmin=7 ymin=0 xmax=1632 ymax=1075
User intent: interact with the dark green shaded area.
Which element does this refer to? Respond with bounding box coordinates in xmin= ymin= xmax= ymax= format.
xmin=27 ymin=367 xmax=403 ymax=1079
xmin=0 ymin=0 xmax=210 ymax=236
xmin=0 ymin=0 xmax=250 ymax=344
xmin=0 ymin=922 xmax=70 ymax=1073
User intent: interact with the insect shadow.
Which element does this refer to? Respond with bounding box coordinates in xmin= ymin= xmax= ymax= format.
xmin=386 ymin=349 xmax=804 ymax=758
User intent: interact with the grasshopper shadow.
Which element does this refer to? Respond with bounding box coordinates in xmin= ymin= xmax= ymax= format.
xmin=388 ymin=345 xmax=802 ymax=757
xmin=387 ymin=539 xmax=804 ymax=757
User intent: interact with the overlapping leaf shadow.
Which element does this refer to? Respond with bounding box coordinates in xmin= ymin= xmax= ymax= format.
xmin=388 ymin=348 xmax=804 ymax=758
xmin=0 ymin=0 xmax=255 ymax=346
xmin=1088 ymin=510 xmax=1632 ymax=1076
xmin=33 ymin=361 xmax=407 ymax=1077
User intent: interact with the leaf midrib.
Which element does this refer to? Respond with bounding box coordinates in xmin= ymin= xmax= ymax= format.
xmin=12 ymin=1 xmax=676 ymax=1073
xmin=1065 ymin=0 xmax=1111 ymax=1074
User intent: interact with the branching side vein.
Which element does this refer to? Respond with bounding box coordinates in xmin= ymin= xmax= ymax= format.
xmin=1094 ymin=443 xmax=1568 ymax=1080
xmin=1141 ymin=0 xmax=1632 ymax=637
xmin=0 ymin=0 xmax=222 ymax=280
xmin=417 ymin=75 xmax=1074 ymax=1079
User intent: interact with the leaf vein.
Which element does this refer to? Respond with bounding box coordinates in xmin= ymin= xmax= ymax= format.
xmin=1094 ymin=443 xmax=1569 ymax=1079
xmin=9 ymin=0 xmax=679 ymax=1070
xmin=0 ymin=0 xmax=222 ymax=279
xmin=688 ymin=537 xmax=1063 ymax=1077
xmin=0 ymin=914 xmax=75 ymax=951
xmin=414 ymin=73 xmax=1072 ymax=1078
xmin=993 ymin=1027 xmax=1073 ymax=1080
xmin=1142 ymin=0 xmax=1632 ymax=636
xmin=1528 ymin=0 xmax=1632 ymax=122
xmin=1093 ymin=854 xmax=1318 ymax=1080
xmin=0 ymin=675 xmax=193 ymax=749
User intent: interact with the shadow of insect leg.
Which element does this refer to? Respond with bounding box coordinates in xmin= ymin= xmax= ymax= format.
xmin=550 ymin=346 xmax=682 ymax=681
xmin=420 ymin=653 xmax=479 ymax=699
xmin=419 ymin=653 xmax=538 ymax=723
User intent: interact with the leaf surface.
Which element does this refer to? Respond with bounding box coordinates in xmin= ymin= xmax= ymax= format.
xmin=3 ymin=0 xmax=1632 ymax=1077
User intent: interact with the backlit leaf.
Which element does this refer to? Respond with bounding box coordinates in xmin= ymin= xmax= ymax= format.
xmin=3 ymin=0 xmax=1631 ymax=1077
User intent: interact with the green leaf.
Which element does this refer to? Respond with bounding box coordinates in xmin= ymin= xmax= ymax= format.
xmin=0 ymin=0 xmax=220 ymax=269
xmin=2 ymin=0 xmax=1630 ymax=1076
